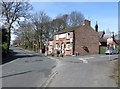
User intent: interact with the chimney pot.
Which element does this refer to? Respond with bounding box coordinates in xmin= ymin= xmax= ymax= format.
xmin=83 ymin=19 xmax=91 ymax=26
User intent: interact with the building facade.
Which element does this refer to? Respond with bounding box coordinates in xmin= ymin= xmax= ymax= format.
xmin=49 ymin=19 xmax=99 ymax=56
xmin=74 ymin=20 xmax=99 ymax=55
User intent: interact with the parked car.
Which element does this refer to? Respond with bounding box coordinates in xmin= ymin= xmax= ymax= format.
xmin=105 ymin=48 xmax=118 ymax=55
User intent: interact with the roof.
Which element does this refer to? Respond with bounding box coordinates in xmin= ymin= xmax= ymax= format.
xmin=99 ymin=34 xmax=112 ymax=42
xmin=54 ymin=26 xmax=81 ymax=35
xmin=114 ymin=34 xmax=119 ymax=40
xmin=98 ymin=31 xmax=105 ymax=38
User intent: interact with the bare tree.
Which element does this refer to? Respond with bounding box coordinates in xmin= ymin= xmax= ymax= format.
xmin=68 ymin=11 xmax=84 ymax=27
xmin=14 ymin=21 xmax=35 ymax=50
xmin=31 ymin=11 xmax=51 ymax=53
xmin=2 ymin=1 xmax=33 ymax=51
xmin=51 ymin=14 xmax=69 ymax=33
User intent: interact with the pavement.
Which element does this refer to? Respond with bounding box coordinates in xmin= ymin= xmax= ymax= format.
xmin=1 ymin=47 xmax=119 ymax=87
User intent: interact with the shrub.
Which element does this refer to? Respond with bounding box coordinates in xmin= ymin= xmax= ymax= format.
xmin=2 ymin=42 xmax=8 ymax=54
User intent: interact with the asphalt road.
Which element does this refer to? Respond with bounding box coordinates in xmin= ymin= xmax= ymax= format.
xmin=2 ymin=47 xmax=118 ymax=87
xmin=47 ymin=55 xmax=118 ymax=87
xmin=2 ymin=47 xmax=56 ymax=87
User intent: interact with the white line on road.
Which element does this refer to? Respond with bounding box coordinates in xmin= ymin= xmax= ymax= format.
xmin=78 ymin=57 xmax=94 ymax=63
xmin=48 ymin=57 xmax=62 ymax=68
xmin=40 ymin=71 xmax=58 ymax=88
xmin=79 ymin=58 xmax=88 ymax=63
xmin=48 ymin=57 xmax=56 ymax=60
xmin=84 ymin=57 xmax=94 ymax=59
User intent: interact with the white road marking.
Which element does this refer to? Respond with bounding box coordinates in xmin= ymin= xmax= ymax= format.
xmin=78 ymin=57 xmax=94 ymax=63
xmin=48 ymin=57 xmax=54 ymax=60
xmin=83 ymin=57 xmax=94 ymax=59
xmin=48 ymin=57 xmax=63 ymax=69
xmin=40 ymin=71 xmax=58 ymax=88
xmin=79 ymin=58 xmax=88 ymax=63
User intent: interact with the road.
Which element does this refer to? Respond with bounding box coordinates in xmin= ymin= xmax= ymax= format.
xmin=2 ymin=47 xmax=118 ymax=87
xmin=2 ymin=47 xmax=56 ymax=87
xmin=47 ymin=55 xmax=118 ymax=87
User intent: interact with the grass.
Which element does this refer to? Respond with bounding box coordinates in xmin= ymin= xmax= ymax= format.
xmin=99 ymin=47 xmax=106 ymax=54
xmin=114 ymin=58 xmax=120 ymax=87
xmin=118 ymin=59 xmax=120 ymax=88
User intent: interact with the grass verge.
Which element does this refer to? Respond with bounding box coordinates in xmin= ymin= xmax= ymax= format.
xmin=114 ymin=58 xmax=120 ymax=87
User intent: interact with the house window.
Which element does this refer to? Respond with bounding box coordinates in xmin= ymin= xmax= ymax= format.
xmin=56 ymin=35 xmax=59 ymax=40
xmin=56 ymin=43 xmax=59 ymax=50
xmin=66 ymin=44 xmax=70 ymax=50
xmin=49 ymin=41 xmax=53 ymax=46
xmin=66 ymin=33 xmax=70 ymax=39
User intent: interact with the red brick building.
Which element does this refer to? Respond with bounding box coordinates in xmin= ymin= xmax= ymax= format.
xmin=74 ymin=20 xmax=99 ymax=55
xmin=49 ymin=19 xmax=99 ymax=56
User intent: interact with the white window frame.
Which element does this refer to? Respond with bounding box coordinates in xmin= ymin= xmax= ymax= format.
xmin=56 ymin=35 xmax=59 ymax=40
xmin=56 ymin=43 xmax=59 ymax=50
xmin=66 ymin=44 xmax=70 ymax=50
xmin=66 ymin=32 xmax=70 ymax=39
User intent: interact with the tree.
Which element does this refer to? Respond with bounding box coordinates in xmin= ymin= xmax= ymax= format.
xmin=51 ymin=14 xmax=69 ymax=33
xmin=14 ymin=21 xmax=35 ymax=49
xmin=1 ymin=26 xmax=8 ymax=55
xmin=68 ymin=11 xmax=84 ymax=27
xmin=2 ymin=1 xmax=33 ymax=52
xmin=31 ymin=11 xmax=51 ymax=53
xmin=51 ymin=12 xmax=84 ymax=33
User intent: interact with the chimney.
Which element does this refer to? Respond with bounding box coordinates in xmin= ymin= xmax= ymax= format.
xmin=83 ymin=19 xmax=91 ymax=26
xmin=95 ymin=21 xmax=98 ymax=32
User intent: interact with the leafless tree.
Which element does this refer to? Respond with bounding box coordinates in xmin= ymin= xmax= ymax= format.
xmin=68 ymin=11 xmax=84 ymax=27
xmin=2 ymin=1 xmax=33 ymax=51
xmin=31 ymin=11 xmax=51 ymax=53
xmin=51 ymin=14 xmax=69 ymax=33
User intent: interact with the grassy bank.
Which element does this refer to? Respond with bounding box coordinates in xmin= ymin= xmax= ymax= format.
xmin=114 ymin=58 xmax=120 ymax=87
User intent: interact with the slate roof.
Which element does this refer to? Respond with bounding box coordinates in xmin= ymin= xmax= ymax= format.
xmin=99 ymin=34 xmax=111 ymax=42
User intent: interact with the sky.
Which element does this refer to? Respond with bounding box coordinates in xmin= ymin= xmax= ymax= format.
xmin=11 ymin=2 xmax=118 ymax=43
xmin=30 ymin=2 xmax=118 ymax=33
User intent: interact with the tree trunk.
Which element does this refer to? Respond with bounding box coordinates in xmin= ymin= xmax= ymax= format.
xmin=7 ymin=27 xmax=11 ymax=53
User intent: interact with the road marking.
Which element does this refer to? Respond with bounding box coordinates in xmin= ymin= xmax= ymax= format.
xmin=78 ymin=57 xmax=94 ymax=63
xmin=48 ymin=57 xmax=62 ymax=68
xmin=79 ymin=58 xmax=88 ymax=63
xmin=83 ymin=57 xmax=94 ymax=59
xmin=40 ymin=71 xmax=58 ymax=88
xmin=48 ymin=57 xmax=56 ymax=60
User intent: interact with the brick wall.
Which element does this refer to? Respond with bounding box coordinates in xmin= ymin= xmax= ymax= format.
xmin=74 ymin=24 xmax=99 ymax=55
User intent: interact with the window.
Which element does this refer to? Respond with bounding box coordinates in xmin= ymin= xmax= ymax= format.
xmin=66 ymin=44 xmax=70 ymax=50
xmin=49 ymin=41 xmax=53 ymax=46
xmin=66 ymin=33 xmax=70 ymax=39
xmin=56 ymin=35 xmax=59 ymax=40
xmin=56 ymin=43 xmax=59 ymax=49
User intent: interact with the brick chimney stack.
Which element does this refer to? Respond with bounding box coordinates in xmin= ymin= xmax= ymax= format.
xmin=83 ymin=19 xmax=91 ymax=26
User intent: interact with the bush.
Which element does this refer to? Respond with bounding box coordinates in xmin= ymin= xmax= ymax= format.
xmin=2 ymin=42 xmax=8 ymax=54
